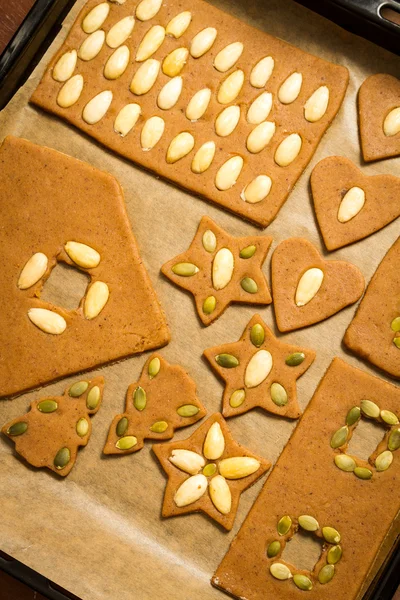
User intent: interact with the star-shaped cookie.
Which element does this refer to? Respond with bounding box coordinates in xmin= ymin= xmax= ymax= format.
xmin=161 ymin=216 xmax=272 ymax=325
xmin=152 ymin=413 xmax=271 ymax=530
xmin=203 ymin=315 xmax=315 ymax=419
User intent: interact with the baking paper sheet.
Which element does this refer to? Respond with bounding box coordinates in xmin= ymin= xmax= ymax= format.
xmin=0 ymin=1 xmax=399 ymax=598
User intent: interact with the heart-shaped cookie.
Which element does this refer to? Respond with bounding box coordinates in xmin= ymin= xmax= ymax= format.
xmin=271 ymin=238 xmax=365 ymax=332
xmin=311 ymin=156 xmax=400 ymax=251
xmin=358 ymin=74 xmax=400 ymax=162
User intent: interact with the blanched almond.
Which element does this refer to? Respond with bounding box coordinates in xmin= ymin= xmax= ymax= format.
xmin=136 ymin=25 xmax=165 ymax=62
xmin=337 ymin=187 xmax=365 ymax=223
xmin=274 ymin=133 xmax=302 ymax=166
xmin=53 ymin=50 xmax=77 ymax=82
xmin=166 ymin=11 xmax=192 ymax=38
xmin=130 ymin=59 xmax=160 ymax=94
xmin=191 ymin=141 xmax=215 ymax=173
xmin=219 ymin=457 xmax=260 ymax=479
xmin=141 ymin=116 xmax=165 ymax=150
xmin=174 ymin=474 xmax=207 ymax=507
xmin=304 ymin=85 xmax=329 ymax=122
xmin=203 ymin=422 xmax=225 ymax=459
xmin=157 ymin=76 xmax=182 ymax=109
xmin=212 ymin=248 xmax=234 ymax=290
xmin=136 ymin=0 xmax=162 ymax=21
xmin=57 ymin=75 xmax=84 ymax=108
xmin=250 ymin=56 xmax=274 ymax=88
xmin=215 ymin=105 xmax=240 ymax=137
xmin=241 ymin=175 xmax=272 ymax=204
xmin=64 ymin=241 xmax=100 ymax=268
xmin=82 ymin=3 xmax=110 ymax=33
xmin=217 ymin=69 xmax=244 ymax=104
xmin=114 ymin=103 xmax=141 ymax=136
xmin=246 ymin=121 xmax=275 ymax=153
xmin=169 ymin=449 xmax=205 ymax=474
xmin=18 ymin=253 xmax=48 ymax=289
xmin=190 ymin=27 xmax=217 ymax=58
xmin=278 ymin=72 xmax=302 ymax=104
xmin=209 ymin=475 xmax=231 ymax=515
xmin=166 ymin=132 xmax=194 ymax=163
xmin=215 ymin=156 xmax=243 ymax=190
xmin=295 ymin=267 xmax=324 ymax=306
xmin=104 ymin=45 xmax=130 ymax=79
xmin=78 ymin=30 xmax=105 ymax=60
xmin=82 ymin=90 xmax=113 ymax=124
xmin=247 ymin=92 xmax=272 ymax=124
xmin=214 ymin=42 xmax=243 ymax=73
xmin=162 ymin=47 xmax=189 ymax=77
xmin=28 ymin=308 xmax=66 ymax=335
xmin=106 ymin=15 xmax=135 ymax=48
xmin=383 ymin=107 xmax=400 ymax=137
xmin=245 ymin=350 xmax=272 ymax=388
xmin=185 ymin=88 xmax=211 ymax=121
xmin=84 ymin=281 xmax=109 ymax=319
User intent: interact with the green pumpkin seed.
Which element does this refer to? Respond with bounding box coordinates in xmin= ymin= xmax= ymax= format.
xmin=270 ymin=383 xmax=288 ymax=407
xmin=240 ymin=245 xmax=256 ymax=259
xmin=293 ymin=574 xmax=313 ymax=591
xmin=215 ymin=353 xmax=239 ymax=368
xmin=270 ymin=563 xmax=292 ymax=580
xmin=250 ymin=323 xmax=265 ymax=347
xmin=327 ymin=545 xmax=342 ymax=565
xmin=133 ymin=386 xmax=147 ymax=411
xmin=354 ymin=467 xmax=372 ymax=480
xmin=172 ymin=262 xmax=199 ymax=276
xmin=298 ymin=515 xmax=319 ymax=532
xmin=150 ymin=420 xmax=168 ymax=433
xmin=7 ymin=422 xmax=28 ymax=436
xmin=203 ymin=463 xmax=217 ymax=477
xmin=318 ymin=564 xmax=335 ymax=584
xmin=322 ymin=527 xmax=341 ymax=544
xmin=330 ymin=425 xmax=349 ymax=449
xmin=148 ymin=357 xmax=160 ymax=379
xmin=241 ymin=277 xmax=258 ymax=294
xmin=203 ymin=295 xmax=216 ymax=314
xmin=177 ymin=405 xmax=199 ymax=417
xmin=285 ymin=352 xmax=305 ymax=366
xmin=116 ymin=435 xmax=137 ymax=450
xmin=267 ymin=540 xmax=281 ymax=558
xmin=86 ymin=385 xmax=100 ymax=410
xmin=230 ymin=389 xmax=246 ymax=408
xmin=360 ymin=399 xmax=380 ymax=419
xmin=37 ymin=400 xmax=58 ymax=413
xmin=334 ymin=454 xmax=356 ymax=472
xmin=380 ymin=410 xmax=399 ymax=426
xmin=394 ymin=337 xmax=400 ymax=349
xmin=116 ymin=417 xmax=128 ymax=437
xmin=277 ymin=515 xmax=292 ymax=536
xmin=202 ymin=229 xmax=217 ymax=253
xmin=76 ymin=417 xmax=89 ymax=437
xmin=346 ymin=406 xmax=361 ymax=426
xmin=69 ymin=381 xmax=89 ymax=397
xmin=375 ymin=450 xmax=393 ymax=472
xmin=54 ymin=447 xmax=70 ymax=470
xmin=390 ymin=316 xmax=400 ymax=332
xmin=388 ymin=428 xmax=400 ymax=451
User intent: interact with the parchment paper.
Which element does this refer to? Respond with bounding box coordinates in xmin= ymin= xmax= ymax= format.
xmin=0 ymin=1 xmax=399 ymax=599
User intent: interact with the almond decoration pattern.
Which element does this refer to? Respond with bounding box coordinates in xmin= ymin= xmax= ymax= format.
xmin=153 ymin=413 xmax=271 ymax=530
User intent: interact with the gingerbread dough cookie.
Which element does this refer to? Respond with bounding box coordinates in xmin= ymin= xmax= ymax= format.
xmin=203 ymin=314 xmax=315 ymax=419
xmin=213 ymin=358 xmax=400 ymax=599
xmin=152 ymin=413 xmax=270 ymax=530
xmin=2 ymin=377 xmax=104 ymax=477
xmin=358 ymin=74 xmax=400 ymax=162
xmin=161 ymin=216 xmax=271 ymax=325
xmin=30 ymin=0 xmax=349 ymax=228
xmin=271 ymin=238 xmax=365 ymax=332
xmin=344 ymin=237 xmax=400 ymax=379
xmin=103 ymin=353 xmax=206 ymax=454
xmin=0 ymin=136 xmax=169 ymax=398
xmin=311 ymin=156 xmax=400 ymax=251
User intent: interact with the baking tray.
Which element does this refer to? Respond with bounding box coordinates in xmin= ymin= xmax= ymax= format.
xmin=0 ymin=1 xmax=399 ymax=599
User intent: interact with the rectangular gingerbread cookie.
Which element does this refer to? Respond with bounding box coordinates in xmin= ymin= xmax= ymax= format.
xmin=30 ymin=0 xmax=349 ymax=228
xmin=0 ymin=136 xmax=169 ymax=398
xmin=213 ymin=358 xmax=400 ymax=600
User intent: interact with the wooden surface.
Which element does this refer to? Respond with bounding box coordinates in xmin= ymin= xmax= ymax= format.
xmin=0 ymin=0 xmax=37 ymax=54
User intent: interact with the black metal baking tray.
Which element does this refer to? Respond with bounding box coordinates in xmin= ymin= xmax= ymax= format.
xmin=0 ymin=0 xmax=399 ymax=599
